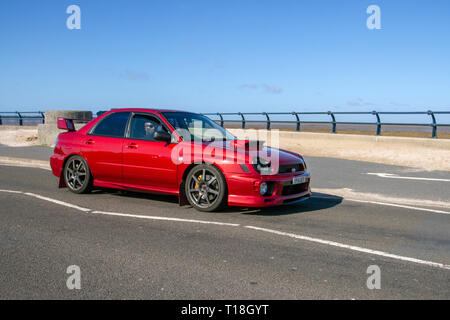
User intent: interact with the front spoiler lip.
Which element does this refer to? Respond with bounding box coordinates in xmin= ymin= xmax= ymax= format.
xmin=283 ymin=195 xmax=311 ymax=205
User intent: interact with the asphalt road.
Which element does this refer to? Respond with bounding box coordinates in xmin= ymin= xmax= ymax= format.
xmin=0 ymin=152 xmax=449 ymax=299
xmin=1 ymin=145 xmax=449 ymax=202
xmin=0 ymin=145 xmax=52 ymax=161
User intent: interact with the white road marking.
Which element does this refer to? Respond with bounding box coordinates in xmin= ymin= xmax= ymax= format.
xmin=345 ymin=198 xmax=450 ymax=215
xmin=0 ymin=189 xmax=23 ymax=194
xmin=311 ymin=195 xmax=450 ymax=215
xmin=245 ymin=226 xmax=450 ymax=270
xmin=0 ymin=157 xmax=51 ymax=171
xmin=0 ymin=163 xmax=51 ymax=171
xmin=312 ymin=187 xmax=450 ymax=214
xmin=22 ymin=192 xmax=91 ymax=212
xmin=0 ymin=189 xmax=239 ymax=226
xmin=367 ymin=172 xmax=450 ymax=182
xmin=92 ymin=210 xmax=240 ymax=227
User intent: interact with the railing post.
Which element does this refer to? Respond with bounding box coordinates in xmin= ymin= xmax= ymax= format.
xmin=263 ymin=112 xmax=271 ymax=130
xmin=292 ymin=112 xmax=300 ymax=131
xmin=238 ymin=112 xmax=246 ymax=129
xmin=372 ymin=110 xmax=381 ymax=136
xmin=428 ymin=110 xmax=437 ymax=138
xmin=39 ymin=111 xmax=45 ymax=124
xmin=217 ymin=113 xmax=224 ymax=127
xmin=17 ymin=111 xmax=23 ymax=126
xmin=328 ymin=111 xmax=336 ymax=133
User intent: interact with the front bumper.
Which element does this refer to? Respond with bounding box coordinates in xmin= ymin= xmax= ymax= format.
xmin=226 ymin=171 xmax=311 ymax=207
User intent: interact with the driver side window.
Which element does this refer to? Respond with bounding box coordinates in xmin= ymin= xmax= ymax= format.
xmin=129 ymin=114 xmax=168 ymax=141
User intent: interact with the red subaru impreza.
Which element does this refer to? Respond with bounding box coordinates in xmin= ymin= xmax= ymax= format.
xmin=50 ymin=109 xmax=311 ymax=211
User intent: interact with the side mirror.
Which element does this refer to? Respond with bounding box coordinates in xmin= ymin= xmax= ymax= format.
xmin=153 ymin=131 xmax=172 ymax=143
xmin=57 ymin=118 xmax=75 ymax=131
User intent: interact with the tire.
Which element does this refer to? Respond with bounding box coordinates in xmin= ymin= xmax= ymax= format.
xmin=184 ymin=164 xmax=227 ymax=212
xmin=63 ymin=155 xmax=93 ymax=194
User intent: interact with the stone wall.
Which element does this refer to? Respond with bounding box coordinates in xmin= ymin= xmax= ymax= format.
xmin=37 ymin=110 xmax=92 ymax=146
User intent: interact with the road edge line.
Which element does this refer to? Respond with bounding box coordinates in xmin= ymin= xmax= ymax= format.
xmin=245 ymin=225 xmax=450 ymax=270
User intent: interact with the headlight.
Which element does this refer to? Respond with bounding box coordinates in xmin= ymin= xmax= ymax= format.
xmin=252 ymin=157 xmax=272 ymax=175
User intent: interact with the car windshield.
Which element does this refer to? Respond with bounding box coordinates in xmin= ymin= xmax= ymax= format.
xmin=162 ymin=112 xmax=236 ymax=142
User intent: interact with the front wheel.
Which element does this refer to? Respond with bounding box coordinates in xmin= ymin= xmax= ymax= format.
xmin=185 ymin=164 xmax=227 ymax=212
xmin=63 ymin=155 xmax=93 ymax=194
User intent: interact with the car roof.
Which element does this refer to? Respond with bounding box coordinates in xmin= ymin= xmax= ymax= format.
xmin=105 ymin=108 xmax=190 ymax=114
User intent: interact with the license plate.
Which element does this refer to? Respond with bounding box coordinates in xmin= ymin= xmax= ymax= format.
xmin=292 ymin=176 xmax=307 ymax=185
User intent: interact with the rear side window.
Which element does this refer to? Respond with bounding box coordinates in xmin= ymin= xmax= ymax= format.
xmin=91 ymin=112 xmax=130 ymax=138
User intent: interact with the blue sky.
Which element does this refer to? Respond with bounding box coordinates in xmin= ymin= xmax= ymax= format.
xmin=0 ymin=0 xmax=449 ymax=115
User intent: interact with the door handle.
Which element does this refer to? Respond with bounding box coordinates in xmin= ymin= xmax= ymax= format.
xmin=126 ymin=143 xmax=138 ymax=149
xmin=86 ymin=139 xmax=95 ymax=145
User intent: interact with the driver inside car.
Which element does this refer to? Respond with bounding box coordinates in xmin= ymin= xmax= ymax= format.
xmin=144 ymin=121 xmax=157 ymax=138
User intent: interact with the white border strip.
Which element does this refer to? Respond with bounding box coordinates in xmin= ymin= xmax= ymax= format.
xmin=0 ymin=157 xmax=51 ymax=171
xmin=367 ymin=172 xmax=450 ymax=182
xmin=245 ymin=225 xmax=450 ymax=270
xmin=346 ymin=198 xmax=450 ymax=215
xmin=311 ymin=195 xmax=450 ymax=215
xmin=0 ymin=163 xmax=51 ymax=171
xmin=23 ymin=192 xmax=91 ymax=212
xmin=92 ymin=210 xmax=240 ymax=227
xmin=0 ymin=189 xmax=23 ymax=194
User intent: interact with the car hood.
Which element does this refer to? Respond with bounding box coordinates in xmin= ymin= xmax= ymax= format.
xmin=199 ymin=140 xmax=303 ymax=165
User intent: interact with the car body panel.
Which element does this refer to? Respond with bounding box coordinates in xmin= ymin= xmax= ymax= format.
xmin=81 ymin=136 xmax=124 ymax=183
xmin=122 ymin=138 xmax=178 ymax=190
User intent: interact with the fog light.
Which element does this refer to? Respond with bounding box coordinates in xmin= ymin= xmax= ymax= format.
xmin=260 ymin=182 xmax=268 ymax=195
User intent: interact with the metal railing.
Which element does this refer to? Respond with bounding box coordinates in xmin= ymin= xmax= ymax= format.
xmin=1 ymin=110 xmax=449 ymax=138
xmin=0 ymin=111 xmax=45 ymax=126
xmin=202 ymin=111 xmax=450 ymax=138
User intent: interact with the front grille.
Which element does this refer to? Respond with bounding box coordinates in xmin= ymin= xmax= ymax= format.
xmin=282 ymin=182 xmax=308 ymax=196
xmin=278 ymin=162 xmax=305 ymax=174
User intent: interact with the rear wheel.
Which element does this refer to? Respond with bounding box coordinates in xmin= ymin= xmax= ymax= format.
xmin=64 ymin=155 xmax=93 ymax=194
xmin=185 ymin=164 xmax=227 ymax=212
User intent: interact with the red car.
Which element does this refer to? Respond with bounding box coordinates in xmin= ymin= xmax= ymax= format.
xmin=50 ymin=109 xmax=311 ymax=211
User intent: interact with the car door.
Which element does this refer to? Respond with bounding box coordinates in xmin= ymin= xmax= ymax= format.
xmin=122 ymin=113 xmax=178 ymax=192
xmin=81 ymin=111 xmax=131 ymax=184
